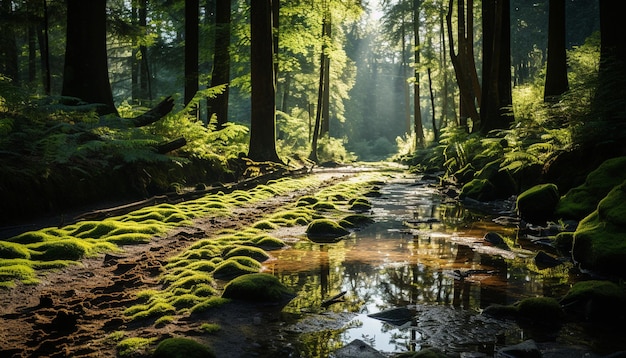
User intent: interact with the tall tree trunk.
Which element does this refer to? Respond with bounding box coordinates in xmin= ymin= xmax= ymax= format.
xmin=321 ymin=17 xmax=331 ymax=136
xmin=208 ymin=0 xmax=231 ymax=127
xmin=413 ymin=0 xmax=425 ymax=147
xmin=184 ymin=0 xmax=199 ymax=113
xmin=272 ymin=0 xmax=279 ymax=85
xmin=61 ymin=0 xmax=117 ymax=115
xmin=138 ymin=0 xmax=151 ymax=101
xmin=544 ymin=0 xmax=569 ymax=102
xmin=402 ymin=13 xmax=411 ymax=134
xmin=428 ymin=68 xmax=438 ymax=141
xmin=0 ymin=0 xmax=19 ymax=85
xmin=480 ymin=0 xmax=513 ymax=133
xmin=310 ymin=10 xmax=330 ymax=162
xmin=40 ymin=0 xmax=51 ymax=94
xmin=595 ymin=0 xmax=626 ymax=123
xmin=248 ymin=0 xmax=281 ymax=163
xmin=446 ymin=0 xmax=480 ymax=132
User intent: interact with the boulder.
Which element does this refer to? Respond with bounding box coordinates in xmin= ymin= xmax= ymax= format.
xmin=222 ymin=273 xmax=295 ymax=303
xmin=572 ymin=180 xmax=626 ymax=278
xmin=496 ymin=339 xmax=541 ymax=358
xmin=560 ymin=280 xmax=626 ymax=323
xmin=516 ymin=183 xmax=559 ymax=224
xmin=555 ymin=156 xmax=626 ymax=220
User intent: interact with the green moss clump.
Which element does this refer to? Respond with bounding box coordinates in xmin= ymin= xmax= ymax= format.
xmin=252 ymin=220 xmax=279 ymax=230
xmin=339 ymin=214 xmax=375 ymax=229
xmin=189 ymin=297 xmax=229 ymax=314
xmin=199 ymin=323 xmax=221 ymax=334
xmin=153 ymin=337 xmax=215 ymax=358
xmin=171 ymin=294 xmax=202 ymax=309
xmin=0 ymin=241 xmax=31 ymax=259
xmin=348 ymin=197 xmax=372 ymax=212
xmin=28 ymin=240 xmax=90 ymax=261
xmin=515 ymin=296 xmax=564 ymax=325
xmin=572 ymin=181 xmax=626 ymax=277
xmin=560 ymin=280 xmax=626 ymax=323
xmin=296 ymin=196 xmax=319 ymax=206
xmin=223 ymin=246 xmax=270 ymax=262
xmin=0 ymin=264 xmax=37 ymax=286
xmin=117 ymin=337 xmax=157 ymax=357
xmin=516 ymin=183 xmax=560 ymax=224
xmin=312 ymin=201 xmax=337 ymax=211
xmin=104 ymin=233 xmax=153 ymax=245
xmin=556 ymin=156 xmax=626 ymax=220
xmin=306 ymin=219 xmax=349 ymax=241
xmin=222 ymin=273 xmax=294 ymax=302
xmin=7 ymin=231 xmax=60 ymax=244
xmin=248 ymin=235 xmax=285 ymax=250
xmin=460 ymin=179 xmax=496 ymax=201
xmin=213 ymin=258 xmax=260 ymax=280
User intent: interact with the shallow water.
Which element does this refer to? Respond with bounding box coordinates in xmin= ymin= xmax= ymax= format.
xmin=260 ymin=174 xmax=619 ymax=357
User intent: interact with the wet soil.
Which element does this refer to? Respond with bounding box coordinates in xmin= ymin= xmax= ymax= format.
xmin=0 ymin=169 xmax=359 ymax=358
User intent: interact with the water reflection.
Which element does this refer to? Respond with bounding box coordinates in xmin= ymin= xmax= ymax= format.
xmin=264 ymin=176 xmax=574 ymax=356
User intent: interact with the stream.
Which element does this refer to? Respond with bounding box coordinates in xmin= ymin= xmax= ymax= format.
xmin=255 ymin=172 xmax=623 ymax=357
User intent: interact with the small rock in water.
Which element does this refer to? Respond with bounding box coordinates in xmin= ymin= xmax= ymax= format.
xmin=496 ymin=339 xmax=541 ymax=358
xmin=333 ymin=339 xmax=385 ymax=358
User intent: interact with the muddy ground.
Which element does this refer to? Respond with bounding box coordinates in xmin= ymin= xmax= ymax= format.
xmin=0 ymin=168 xmax=361 ymax=358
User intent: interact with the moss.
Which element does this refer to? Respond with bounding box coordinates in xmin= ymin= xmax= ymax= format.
xmin=0 ymin=241 xmax=31 ymax=259
xmin=104 ymin=233 xmax=153 ymax=245
xmin=168 ymin=273 xmax=214 ymax=290
xmin=572 ymin=182 xmax=626 ymax=277
xmin=223 ymin=246 xmax=270 ymax=262
xmin=154 ymin=315 xmax=175 ymax=327
xmin=192 ymin=284 xmax=216 ymax=297
xmin=73 ymin=220 xmax=120 ymax=239
xmin=306 ymin=219 xmax=349 ymax=241
xmin=339 ymin=214 xmax=375 ymax=228
xmin=252 ymin=220 xmax=279 ymax=230
xmin=7 ymin=231 xmax=60 ymax=244
xmin=189 ymin=297 xmax=229 ymax=314
xmin=247 ymin=235 xmax=285 ymax=249
xmin=171 ymin=294 xmax=203 ymax=309
xmin=556 ymin=156 xmax=626 ymax=220
xmin=561 ymin=280 xmax=625 ymax=304
xmin=0 ymin=264 xmax=37 ymax=286
xmin=28 ymin=240 xmax=90 ymax=261
xmin=153 ymin=337 xmax=215 ymax=358
xmin=515 ymin=296 xmax=564 ymax=325
xmin=213 ymin=258 xmax=260 ymax=280
xmin=199 ymin=323 xmax=221 ymax=334
xmin=348 ymin=197 xmax=372 ymax=212
xmin=117 ymin=337 xmax=157 ymax=357
xmin=516 ymin=183 xmax=560 ymax=224
xmin=560 ymin=280 xmax=626 ymax=323
xmin=296 ymin=196 xmax=319 ymax=206
xmin=460 ymin=178 xmax=497 ymax=201
xmin=222 ymin=273 xmax=294 ymax=302
xmin=125 ymin=301 xmax=176 ymax=321
xmin=312 ymin=201 xmax=337 ymax=211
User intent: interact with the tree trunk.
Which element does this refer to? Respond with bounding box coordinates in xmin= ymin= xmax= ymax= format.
xmin=0 ymin=0 xmax=19 ymax=85
xmin=40 ymin=0 xmax=51 ymax=94
xmin=428 ymin=68 xmax=438 ymax=141
xmin=208 ymin=0 xmax=231 ymax=127
xmin=310 ymin=11 xmax=330 ymax=162
xmin=480 ymin=0 xmax=513 ymax=133
xmin=184 ymin=0 xmax=199 ymax=112
xmin=544 ymin=0 xmax=569 ymax=102
xmin=321 ymin=16 xmax=331 ymax=136
xmin=413 ymin=0 xmax=425 ymax=147
xmin=248 ymin=0 xmax=281 ymax=163
xmin=62 ymin=0 xmax=117 ymax=116
xmin=595 ymin=0 xmax=626 ymax=123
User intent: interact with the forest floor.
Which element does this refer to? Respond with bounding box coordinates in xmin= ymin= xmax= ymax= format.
xmin=0 ymin=165 xmax=382 ymax=358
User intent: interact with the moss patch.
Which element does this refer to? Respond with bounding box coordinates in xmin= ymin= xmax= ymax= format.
xmin=306 ymin=219 xmax=350 ymax=242
xmin=516 ymin=183 xmax=560 ymax=224
xmin=222 ymin=273 xmax=294 ymax=302
xmin=153 ymin=337 xmax=215 ymax=358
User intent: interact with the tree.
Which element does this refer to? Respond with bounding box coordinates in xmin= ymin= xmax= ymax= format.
xmin=543 ymin=0 xmax=569 ymax=102
xmin=247 ymin=0 xmax=281 ymax=163
xmin=208 ymin=0 xmax=231 ymax=127
xmin=0 ymin=0 xmax=18 ymax=84
xmin=413 ymin=0 xmax=425 ymax=146
xmin=61 ymin=0 xmax=117 ymax=115
xmin=480 ymin=0 xmax=513 ymax=133
xmin=446 ymin=0 xmax=481 ymax=132
xmin=595 ymin=0 xmax=626 ymax=123
xmin=184 ymin=0 xmax=199 ymax=111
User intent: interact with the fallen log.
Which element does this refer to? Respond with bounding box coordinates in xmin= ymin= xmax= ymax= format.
xmin=156 ymin=137 xmax=187 ymax=154
xmin=131 ymin=96 xmax=175 ymax=127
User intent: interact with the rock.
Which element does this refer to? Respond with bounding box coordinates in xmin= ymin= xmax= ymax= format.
xmin=534 ymin=251 xmax=562 ymax=270
xmin=571 ymin=180 xmax=626 ymax=278
xmin=333 ymin=339 xmax=385 ymax=358
xmin=306 ymin=219 xmax=350 ymax=243
xmin=496 ymin=339 xmax=541 ymax=358
xmin=367 ymin=307 xmax=414 ymax=326
xmin=460 ymin=179 xmax=497 ymax=202
xmin=516 ymin=183 xmax=560 ymax=224
xmin=560 ymin=280 xmax=626 ymax=323
xmin=153 ymin=337 xmax=215 ymax=358
xmin=484 ymin=232 xmax=510 ymax=250
xmin=555 ymin=156 xmax=626 ymax=221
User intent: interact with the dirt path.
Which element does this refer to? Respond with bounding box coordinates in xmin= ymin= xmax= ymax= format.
xmin=0 ymin=167 xmax=371 ymax=358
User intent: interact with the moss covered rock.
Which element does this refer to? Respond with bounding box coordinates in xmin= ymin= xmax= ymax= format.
xmin=306 ymin=219 xmax=349 ymax=242
xmin=213 ymin=257 xmax=261 ymax=280
xmin=483 ymin=296 xmax=564 ymax=328
xmin=460 ymin=179 xmax=497 ymax=201
xmin=222 ymin=273 xmax=294 ymax=302
xmin=560 ymin=280 xmax=626 ymax=323
xmin=556 ymin=156 xmax=626 ymax=220
xmin=516 ymin=183 xmax=560 ymax=224
xmin=153 ymin=337 xmax=215 ymax=358
xmin=572 ymin=181 xmax=626 ymax=278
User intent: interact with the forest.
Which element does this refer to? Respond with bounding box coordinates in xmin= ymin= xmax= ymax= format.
xmin=1 ymin=0 xmax=626 ymax=357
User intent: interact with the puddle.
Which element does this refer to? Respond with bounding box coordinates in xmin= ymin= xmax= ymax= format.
xmin=258 ymin=174 xmax=614 ymax=356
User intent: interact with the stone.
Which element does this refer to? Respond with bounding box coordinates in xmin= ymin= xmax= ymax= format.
xmin=496 ymin=339 xmax=541 ymax=358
